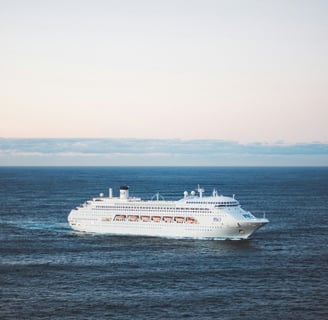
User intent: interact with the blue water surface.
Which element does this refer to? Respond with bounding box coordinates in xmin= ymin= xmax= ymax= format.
xmin=0 ymin=167 xmax=328 ymax=319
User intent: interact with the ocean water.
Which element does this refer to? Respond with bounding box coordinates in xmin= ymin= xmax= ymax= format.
xmin=0 ymin=167 xmax=327 ymax=320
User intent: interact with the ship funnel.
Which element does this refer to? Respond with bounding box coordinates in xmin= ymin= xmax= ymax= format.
xmin=120 ymin=185 xmax=129 ymax=199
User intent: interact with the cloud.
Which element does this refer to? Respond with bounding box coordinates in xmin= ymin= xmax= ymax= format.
xmin=0 ymin=138 xmax=327 ymax=166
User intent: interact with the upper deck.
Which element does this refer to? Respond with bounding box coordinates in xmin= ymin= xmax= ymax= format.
xmin=89 ymin=185 xmax=240 ymax=209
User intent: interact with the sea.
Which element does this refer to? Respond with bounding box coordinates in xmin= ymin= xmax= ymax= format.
xmin=0 ymin=167 xmax=327 ymax=320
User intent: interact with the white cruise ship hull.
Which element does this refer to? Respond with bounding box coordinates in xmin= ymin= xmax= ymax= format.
xmin=68 ymin=185 xmax=269 ymax=240
xmin=68 ymin=213 xmax=267 ymax=240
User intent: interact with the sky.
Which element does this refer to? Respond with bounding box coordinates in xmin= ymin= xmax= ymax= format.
xmin=1 ymin=138 xmax=327 ymax=166
xmin=1 ymin=0 xmax=327 ymax=165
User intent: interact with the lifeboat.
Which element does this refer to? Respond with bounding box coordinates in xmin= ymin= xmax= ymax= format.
xmin=175 ymin=217 xmax=184 ymax=223
xmin=141 ymin=216 xmax=150 ymax=222
xmin=186 ymin=217 xmax=197 ymax=224
xmin=114 ymin=215 xmax=126 ymax=221
xmin=128 ymin=215 xmax=139 ymax=222
xmin=163 ymin=216 xmax=173 ymax=223
xmin=152 ymin=216 xmax=161 ymax=222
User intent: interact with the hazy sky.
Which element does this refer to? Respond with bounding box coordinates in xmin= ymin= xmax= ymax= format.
xmin=1 ymin=0 xmax=327 ymax=143
xmin=0 ymin=138 xmax=327 ymax=166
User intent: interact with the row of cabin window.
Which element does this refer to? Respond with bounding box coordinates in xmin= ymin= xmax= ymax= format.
xmin=94 ymin=206 xmax=209 ymax=211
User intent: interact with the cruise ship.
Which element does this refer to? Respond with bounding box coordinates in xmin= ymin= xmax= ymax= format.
xmin=68 ymin=185 xmax=268 ymax=240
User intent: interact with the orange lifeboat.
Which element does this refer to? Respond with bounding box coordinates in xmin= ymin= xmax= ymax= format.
xmin=152 ymin=216 xmax=161 ymax=222
xmin=163 ymin=216 xmax=172 ymax=223
xmin=186 ymin=217 xmax=197 ymax=224
xmin=114 ymin=215 xmax=126 ymax=221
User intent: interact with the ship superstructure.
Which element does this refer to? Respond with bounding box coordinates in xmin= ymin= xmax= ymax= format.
xmin=68 ymin=185 xmax=268 ymax=240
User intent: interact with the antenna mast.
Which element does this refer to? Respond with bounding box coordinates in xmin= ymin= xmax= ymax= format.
xmin=197 ymin=184 xmax=204 ymax=198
